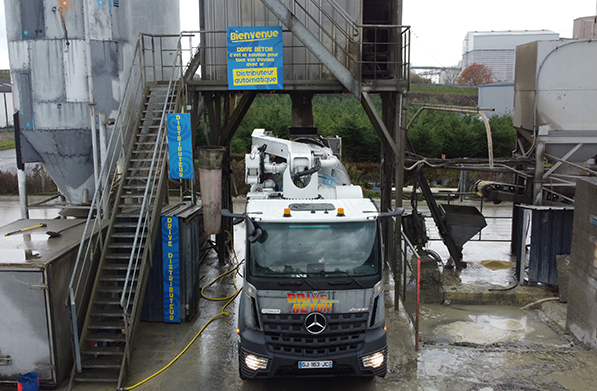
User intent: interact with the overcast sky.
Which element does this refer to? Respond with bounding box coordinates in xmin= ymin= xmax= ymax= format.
xmin=177 ymin=0 xmax=597 ymax=67
xmin=403 ymin=0 xmax=597 ymax=66
xmin=1 ymin=0 xmax=596 ymax=69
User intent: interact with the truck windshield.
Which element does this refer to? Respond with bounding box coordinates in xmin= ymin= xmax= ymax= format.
xmin=249 ymin=221 xmax=380 ymax=278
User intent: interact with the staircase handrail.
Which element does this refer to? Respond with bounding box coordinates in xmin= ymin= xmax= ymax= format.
xmin=119 ymin=35 xmax=186 ymax=312
xmin=67 ymin=32 xmax=185 ymax=373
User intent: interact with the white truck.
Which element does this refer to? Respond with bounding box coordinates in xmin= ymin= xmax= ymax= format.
xmin=222 ymin=128 xmax=402 ymax=378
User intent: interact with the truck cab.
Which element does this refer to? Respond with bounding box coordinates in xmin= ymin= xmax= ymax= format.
xmin=226 ymin=129 xmax=400 ymax=378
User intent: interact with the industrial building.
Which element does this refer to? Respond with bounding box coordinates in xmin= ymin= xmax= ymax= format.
xmin=462 ymin=30 xmax=559 ymax=82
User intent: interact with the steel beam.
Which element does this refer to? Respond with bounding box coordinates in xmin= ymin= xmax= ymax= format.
xmin=260 ymin=0 xmax=360 ymax=97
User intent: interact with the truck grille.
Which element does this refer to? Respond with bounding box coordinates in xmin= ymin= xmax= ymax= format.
xmin=262 ymin=312 xmax=368 ymax=357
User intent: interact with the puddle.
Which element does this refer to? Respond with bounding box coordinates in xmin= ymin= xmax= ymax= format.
xmin=434 ymin=318 xmax=529 ymax=344
xmin=420 ymin=304 xmax=569 ymax=348
xmin=479 ymin=260 xmax=515 ymax=270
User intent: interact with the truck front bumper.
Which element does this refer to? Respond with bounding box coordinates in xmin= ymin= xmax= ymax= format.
xmin=238 ymin=325 xmax=387 ymax=379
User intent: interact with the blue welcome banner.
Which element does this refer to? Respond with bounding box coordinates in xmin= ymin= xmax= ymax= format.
xmin=162 ymin=216 xmax=180 ymax=323
xmin=167 ymin=113 xmax=193 ymax=179
xmin=227 ymin=26 xmax=283 ymax=90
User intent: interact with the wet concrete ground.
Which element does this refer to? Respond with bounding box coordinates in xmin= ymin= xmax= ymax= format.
xmin=102 ymin=255 xmax=596 ymax=391
xmin=2 ymin=200 xmax=597 ymax=390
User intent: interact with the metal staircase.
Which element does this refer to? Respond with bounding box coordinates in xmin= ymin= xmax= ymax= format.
xmin=67 ymin=35 xmax=187 ymax=389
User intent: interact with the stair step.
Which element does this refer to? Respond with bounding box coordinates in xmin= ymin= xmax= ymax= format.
xmin=111 ymin=232 xmax=147 ymax=239
xmin=114 ymin=221 xmax=146 ymax=229
xmin=117 ymin=206 xmax=152 ymax=214
xmin=127 ymin=166 xmax=152 ymax=171
xmin=129 ymin=158 xmax=154 ymax=163
xmin=107 ymin=242 xmax=137 ymax=249
xmin=99 ymin=274 xmax=137 ymax=283
xmin=122 ymin=184 xmax=147 ymax=191
xmin=93 ymin=296 xmax=126 ymax=305
xmin=131 ymin=149 xmax=155 ymax=155
xmin=99 ymin=270 xmax=141 ymax=281
xmin=116 ymin=207 xmax=142 ymax=214
xmin=135 ymin=132 xmax=158 ymax=138
xmin=88 ymin=321 xmax=125 ymax=330
xmin=103 ymin=263 xmax=139 ymax=272
xmin=73 ymin=368 xmax=120 ymax=383
xmin=86 ymin=332 xmax=126 ymax=343
xmin=105 ymin=251 xmax=136 ymax=259
xmin=120 ymin=194 xmax=150 ymax=200
xmin=81 ymin=356 xmax=122 ymax=370
xmin=82 ymin=344 xmax=125 ymax=356
xmin=91 ymin=307 xmax=124 ymax=318
xmin=97 ymin=284 xmax=135 ymax=294
xmin=95 ymin=292 xmax=135 ymax=304
xmin=93 ymin=292 xmax=129 ymax=308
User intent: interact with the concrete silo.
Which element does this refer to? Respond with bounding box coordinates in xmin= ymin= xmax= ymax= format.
xmin=3 ymin=0 xmax=180 ymax=205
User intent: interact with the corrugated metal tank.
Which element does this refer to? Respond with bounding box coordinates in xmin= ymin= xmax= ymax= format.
xmin=513 ymin=39 xmax=597 ymax=163
xmin=4 ymin=0 xmax=180 ymax=204
xmin=200 ymin=0 xmax=363 ymax=83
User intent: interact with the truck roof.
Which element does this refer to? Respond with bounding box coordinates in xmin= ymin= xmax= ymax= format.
xmin=245 ymin=196 xmax=379 ymax=223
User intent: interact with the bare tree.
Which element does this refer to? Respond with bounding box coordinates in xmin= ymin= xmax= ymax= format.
xmin=441 ymin=67 xmax=461 ymax=85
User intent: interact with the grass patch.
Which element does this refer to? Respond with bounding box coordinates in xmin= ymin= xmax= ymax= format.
xmin=0 ymin=129 xmax=15 ymax=150
xmin=0 ymin=139 xmax=15 ymax=150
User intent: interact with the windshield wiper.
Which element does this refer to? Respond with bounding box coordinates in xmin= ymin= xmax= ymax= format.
xmin=324 ymin=270 xmax=365 ymax=288
xmin=263 ymin=270 xmax=318 ymax=289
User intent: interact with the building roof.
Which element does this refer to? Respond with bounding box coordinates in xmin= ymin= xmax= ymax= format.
xmin=463 ymin=30 xmax=560 ymax=53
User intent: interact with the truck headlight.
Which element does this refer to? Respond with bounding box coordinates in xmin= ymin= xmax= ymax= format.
xmin=245 ymin=354 xmax=268 ymax=370
xmin=361 ymin=350 xmax=385 ymax=369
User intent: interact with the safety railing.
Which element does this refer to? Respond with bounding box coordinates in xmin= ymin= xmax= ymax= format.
xmin=181 ymin=22 xmax=409 ymax=91
xmin=119 ymin=35 xmax=185 ymax=314
xmin=400 ymin=229 xmax=420 ymax=350
xmin=67 ymin=32 xmax=186 ymax=372
xmin=385 ymin=213 xmax=421 ymax=350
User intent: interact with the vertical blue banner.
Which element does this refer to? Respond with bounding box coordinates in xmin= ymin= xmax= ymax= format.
xmin=162 ymin=216 xmax=180 ymax=323
xmin=227 ymin=26 xmax=283 ymax=90
xmin=167 ymin=113 xmax=193 ymax=179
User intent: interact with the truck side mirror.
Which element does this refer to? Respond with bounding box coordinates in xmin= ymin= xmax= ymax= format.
xmin=220 ymin=209 xmax=263 ymax=243
xmin=220 ymin=208 xmax=244 ymax=225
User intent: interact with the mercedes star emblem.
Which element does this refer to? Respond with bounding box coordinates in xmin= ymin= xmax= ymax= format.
xmin=304 ymin=312 xmax=327 ymax=334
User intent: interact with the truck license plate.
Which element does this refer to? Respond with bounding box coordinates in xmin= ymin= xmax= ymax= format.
xmin=298 ymin=360 xmax=333 ymax=369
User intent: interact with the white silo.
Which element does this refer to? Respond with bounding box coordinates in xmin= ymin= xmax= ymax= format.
xmin=3 ymin=0 xmax=180 ymax=204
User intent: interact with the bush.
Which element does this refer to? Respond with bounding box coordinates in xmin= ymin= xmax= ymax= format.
xmin=0 ymin=165 xmax=57 ymax=195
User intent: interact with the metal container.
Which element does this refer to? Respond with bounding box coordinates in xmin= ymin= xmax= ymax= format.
xmin=141 ymin=203 xmax=208 ymax=322
xmin=198 ymin=146 xmax=226 ymax=234
xmin=440 ymin=204 xmax=487 ymax=247
xmin=515 ymin=205 xmax=574 ymax=286
xmin=4 ymin=0 xmax=180 ymax=204
xmin=514 ymin=39 xmax=597 ymax=164
xmin=0 ymin=219 xmax=103 ymax=387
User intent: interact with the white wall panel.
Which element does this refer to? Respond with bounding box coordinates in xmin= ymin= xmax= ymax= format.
xmin=30 ymin=40 xmax=65 ymax=101
xmin=63 ymin=39 xmax=89 ymax=102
